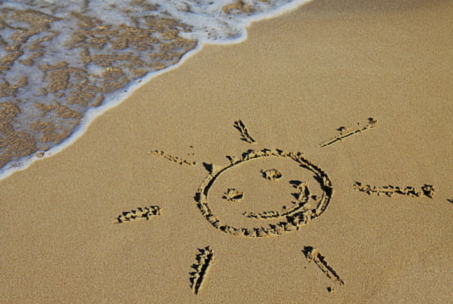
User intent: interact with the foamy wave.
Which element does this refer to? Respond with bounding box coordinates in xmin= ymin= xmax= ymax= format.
xmin=0 ymin=0 xmax=312 ymax=180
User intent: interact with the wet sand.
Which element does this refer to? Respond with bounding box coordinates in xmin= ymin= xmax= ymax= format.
xmin=1 ymin=0 xmax=453 ymax=303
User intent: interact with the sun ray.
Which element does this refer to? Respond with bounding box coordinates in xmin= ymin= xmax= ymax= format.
xmin=320 ymin=117 xmax=377 ymax=147
xmin=302 ymin=246 xmax=345 ymax=285
xmin=233 ymin=119 xmax=256 ymax=144
xmin=353 ymin=182 xmax=435 ymax=198
xmin=189 ymin=246 xmax=215 ymax=295
xmin=115 ymin=205 xmax=161 ymax=224
xmin=148 ymin=149 xmax=197 ymax=166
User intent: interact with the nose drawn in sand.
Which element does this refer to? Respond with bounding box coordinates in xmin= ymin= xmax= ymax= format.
xmin=116 ymin=118 xmax=441 ymax=295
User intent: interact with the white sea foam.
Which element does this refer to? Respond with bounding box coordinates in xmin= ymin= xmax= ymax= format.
xmin=0 ymin=0 xmax=313 ymax=181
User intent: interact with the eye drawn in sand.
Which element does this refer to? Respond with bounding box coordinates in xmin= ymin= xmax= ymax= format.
xmin=222 ymin=188 xmax=244 ymax=203
xmin=261 ymin=169 xmax=283 ymax=181
xmin=120 ymin=118 xmax=443 ymax=295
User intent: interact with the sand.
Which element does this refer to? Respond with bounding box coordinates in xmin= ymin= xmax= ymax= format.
xmin=1 ymin=0 xmax=453 ymax=303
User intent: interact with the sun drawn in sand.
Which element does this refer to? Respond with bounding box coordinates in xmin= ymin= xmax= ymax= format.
xmin=115 ymin=118 xmax=437 ymax=295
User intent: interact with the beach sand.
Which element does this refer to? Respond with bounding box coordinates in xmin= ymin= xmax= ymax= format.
xmin=1 ymin=0 xmax=453 ymax=303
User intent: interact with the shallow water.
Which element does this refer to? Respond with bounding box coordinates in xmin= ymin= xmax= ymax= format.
xmin=0 ymin=0 xmax=313 ymax=180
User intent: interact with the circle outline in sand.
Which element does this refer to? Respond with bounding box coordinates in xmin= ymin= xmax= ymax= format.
xmin=195 ymin=149 xmax=334 ymax=238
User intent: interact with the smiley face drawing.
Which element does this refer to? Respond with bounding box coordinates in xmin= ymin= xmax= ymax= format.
xmin=119 ymin=118 xmax=437 ymax=295
xmin=194 ymin=148 xmax=333 ymax=238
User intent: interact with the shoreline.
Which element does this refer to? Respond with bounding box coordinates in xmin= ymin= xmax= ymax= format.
xmin=0 ymin=0 xmax=315 ymax=182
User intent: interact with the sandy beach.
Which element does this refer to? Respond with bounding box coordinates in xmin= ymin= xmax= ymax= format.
xmin=1 ymin=0 xmax=453 ymax=303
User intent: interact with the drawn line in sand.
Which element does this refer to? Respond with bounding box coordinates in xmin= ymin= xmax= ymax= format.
xmin=190 ymin=246 xmax=215 ymax=295
xmin=302 ymin=246 xmax=345 ymax=285
xmin=320 ymin=118 xmax=377 ymax=147
xmin=148 ymin=150 xmax=196 ymax=166
xmin=115 ymin=206 xmax=161 ymax=224
xmin=234 ymin=120 xmax=256 ymax=144
xmin=195 ymin=149 xmax=334 ymax=238
xmin=353 ymin=182 xmax=435 ymax=198
xmin=243 ymin=181 xmax=310 ymax=220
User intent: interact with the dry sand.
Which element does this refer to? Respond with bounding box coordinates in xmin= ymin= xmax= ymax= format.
xmin=1 ymin=0 xmax=453 ymax=303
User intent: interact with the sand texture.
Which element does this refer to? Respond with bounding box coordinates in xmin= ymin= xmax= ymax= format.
xmin=1 ymin=0 xmax=453 ymax=303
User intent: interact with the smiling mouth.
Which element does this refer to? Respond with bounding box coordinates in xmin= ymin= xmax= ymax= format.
xmin=243 ymin=181 xmax=311 ymax=220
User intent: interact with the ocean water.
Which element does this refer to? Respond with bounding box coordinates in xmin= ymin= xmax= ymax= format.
xmin=0 ymin=0 xmax=313 ymax=180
